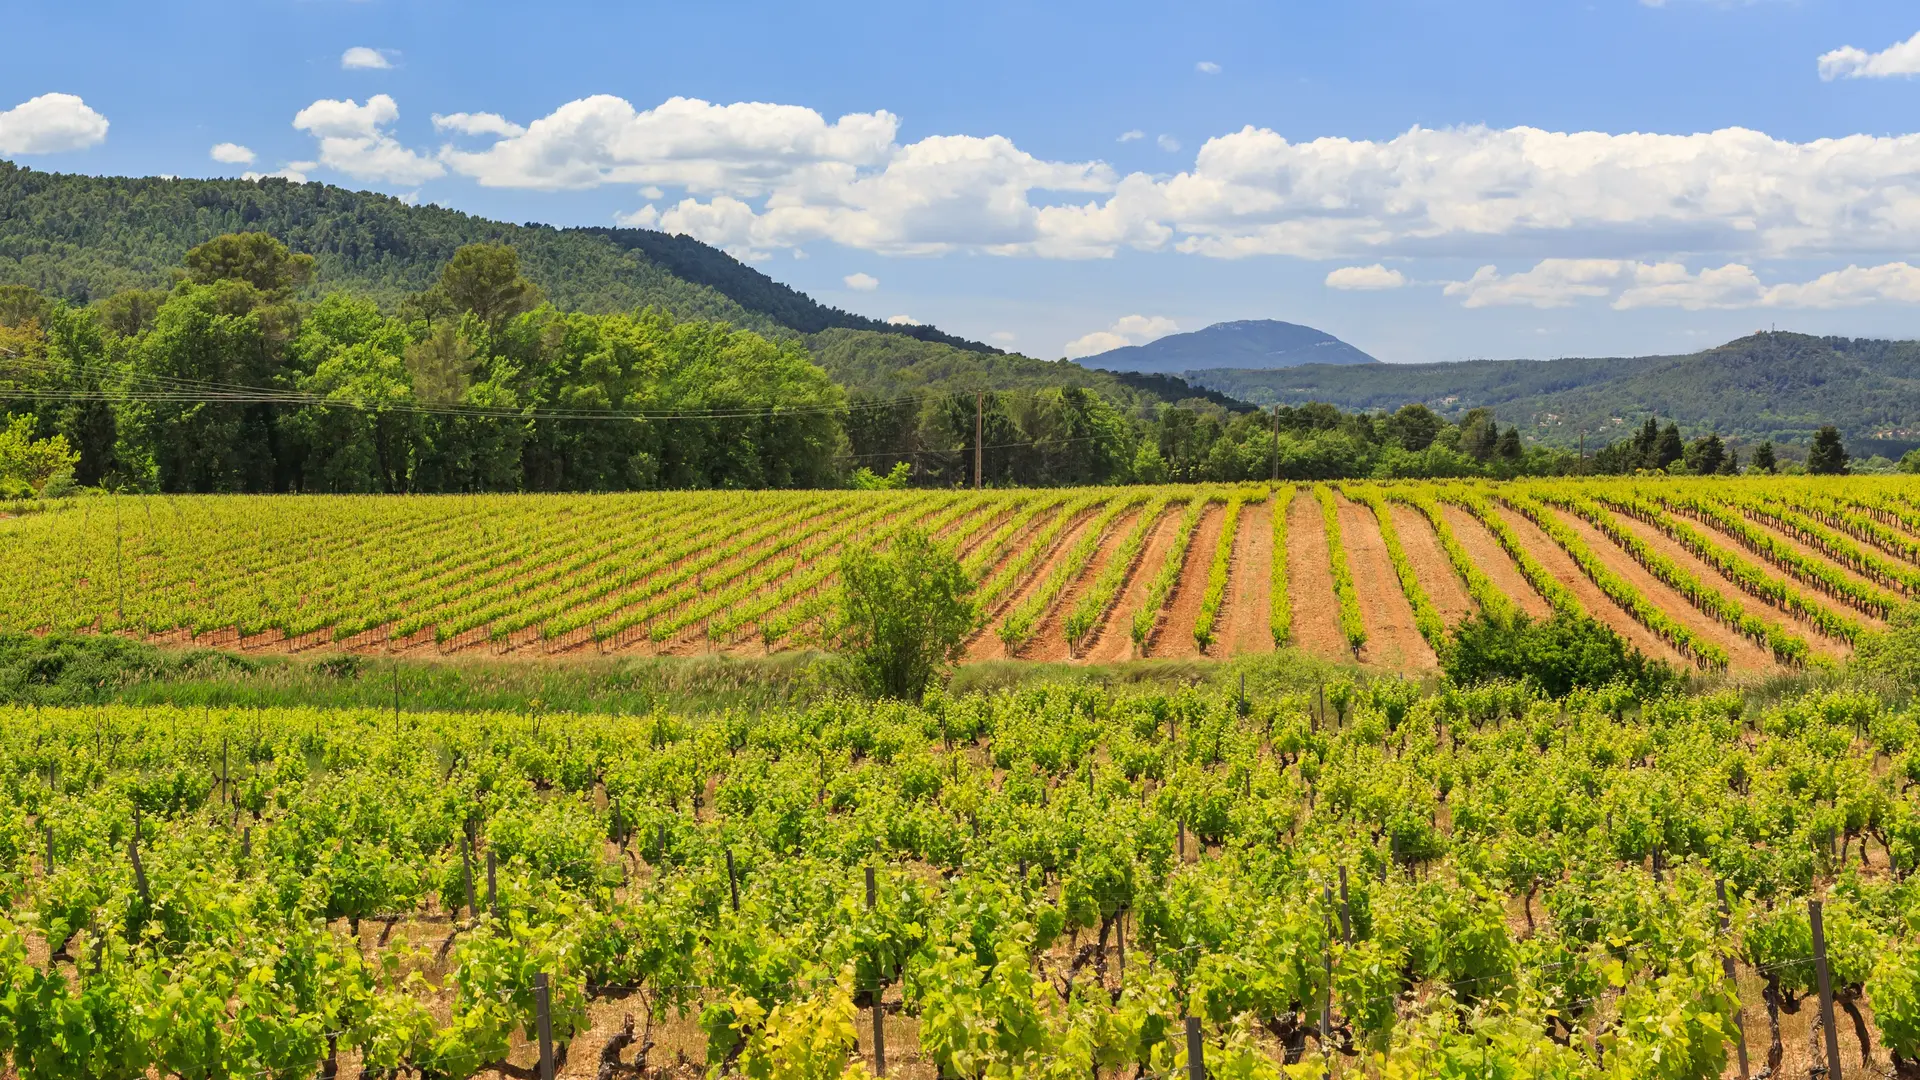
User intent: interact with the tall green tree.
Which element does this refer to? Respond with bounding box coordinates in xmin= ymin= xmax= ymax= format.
xmin=439 ymin=244 xmax=541 ymax=333
xmin=1684 ymin=433 xmax=1726 ymax=475
xmin=180 ymin=232 xmax=314 ymax=295
xmin=1652 ymin=422 xmax=1685 ymax=470
xmin=1751 ymin=441 xmax=1777 ymax=473
xmin=1807 ymin=425 xmax=1850 ymax=475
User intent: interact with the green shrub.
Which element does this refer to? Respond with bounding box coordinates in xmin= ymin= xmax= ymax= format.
xmin=1441 ymin=612 xmax=1676 ymax=698
xmin=835 ymin=527 xmax=977 ymax=702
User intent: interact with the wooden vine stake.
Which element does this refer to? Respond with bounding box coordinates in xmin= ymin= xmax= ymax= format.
xmin=867 ymin=865 xmax=886 ymax=1077
xmin=534 ymin=971 xmax=555 ymax=1080
xmin=1810 ymin=898 xmax=1843 ymax=1080
xmin=1715 ymin=881 xmax=1750 ymax=1080
xmin=1185 ymin=1015 xmax=1204 ymax=1080
xmin=129 ymin=809 xmax=149 ymax=901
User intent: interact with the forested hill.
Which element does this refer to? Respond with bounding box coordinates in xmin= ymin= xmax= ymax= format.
xmin=1188 ymin=332 xmax=1920 ymax=451
xmin=0 ymin=160 xmax=993 ymax=352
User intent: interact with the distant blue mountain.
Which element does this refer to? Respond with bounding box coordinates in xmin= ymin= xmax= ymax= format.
xmin=1085 ymin=319 xmax=1379 ymax=374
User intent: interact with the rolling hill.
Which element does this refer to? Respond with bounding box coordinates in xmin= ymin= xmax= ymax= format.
xmin=1085 ymin=319 xmax=1378 ymax=374
xmin=0 ymin=160 xmax=994 ymax=352
xmin=1188 ymin=332 xmax=1920 ymax=452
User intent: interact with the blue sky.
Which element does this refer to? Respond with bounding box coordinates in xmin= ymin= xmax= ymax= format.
xmin=10 ymin=0 xmax=1920 ymax=363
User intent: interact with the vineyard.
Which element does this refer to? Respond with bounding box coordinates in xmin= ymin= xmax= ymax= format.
xmin=2 ymin=477 xmax=1917 ymax=673
xmin=5 ymin=679 xmax=1920 ymax=1078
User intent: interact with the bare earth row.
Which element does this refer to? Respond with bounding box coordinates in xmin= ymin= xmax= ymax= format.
xmin=4 ymin=479 xmax=1916 ymax=671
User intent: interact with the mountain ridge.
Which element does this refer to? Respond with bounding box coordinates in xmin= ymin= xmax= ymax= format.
xmin=1086 ymin=318 xmax=1379 ymax=374
xmin=1187 ymin=331 xmax=1920 ymax=450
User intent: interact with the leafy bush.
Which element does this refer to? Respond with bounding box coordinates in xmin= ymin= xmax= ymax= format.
xmin=835 ymin=527 xmax=977 ymax=702
xmin=1854 ymin=602 xmax=1920 ymax=688
xmin=1441 ymin=612 xmax=1676 ymax=698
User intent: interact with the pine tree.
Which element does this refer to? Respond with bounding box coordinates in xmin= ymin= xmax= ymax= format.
xmin=1631 ymin=417 xmax=1661 ymax=463
xmin=1807 ymin=426 xmax=1850 ymax=475
xmin=1653 ymin=423 xmax=1685 ymax=470
xmin=1751 ymin=441 xmax=1777 ymax=473
xmin=1496 ymin=426 xmax=1522 ymax=461
xmin=1686 ymin=433 xmax=1726 ymax=475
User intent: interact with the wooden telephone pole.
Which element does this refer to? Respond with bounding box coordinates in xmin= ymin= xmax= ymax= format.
xmin=975 ymin=391 xmax=984 ymax=489
xmin=1271 ymin=406 xmax=1280 ymax=482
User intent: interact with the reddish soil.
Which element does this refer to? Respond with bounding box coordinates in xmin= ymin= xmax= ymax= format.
xmin=1335 ymin=494 xmax=1436 ymax=670
xmin=1486 ymin=504 xmax=1688 ymax=667
xmin=965 ymin=507 xmax=1102 ymax=661
xmin=1022 ymin=507 xmax=1144 ymax=661
xmin=1542 ymin=504 xmax=1777 ymax=671
xmin=1390 ymin=505 xmax=1475 ymax=625
xmin=1435 ymin=504 xmax=1554 ymax=620
xmin=648 ymin=502 xmax=931 ymax=655
xmin=1680 ymin=512 xmax=1888 ymax=630
xmin=1221 ymin=499 xmax=1275 ymax=657
xmin=1606 ymin=510 xmax=1853 ymax=660
xmin=1728 ymin=507 xmax=1902 ymax=603
xmin=1149 ymin=503 xmax=1225 ymax=659
xmin=1285 ymin=490 xmax=1350 ymax=662
xmin=1082 ymin=503 xmax=1185 ymax=663
xmin=967 ymin=502 xmax=1068 ymax=583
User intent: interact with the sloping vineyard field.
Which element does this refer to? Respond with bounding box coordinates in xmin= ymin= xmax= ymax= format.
xmin=6 ymin=681 xmax=1920 ymax=1077
xmin=3 ymin=477 xmax=1920 ymax=670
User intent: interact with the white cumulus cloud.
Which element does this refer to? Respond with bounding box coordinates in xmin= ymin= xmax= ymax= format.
xmin=1118 ymin=130 xmax=1144 ymax=143
xmin=1819 ymin=30 xmax=1920 ymax=80
xmin=1063 ymin=314 xmax=1179 ymax=359
xmin=406 ymin=92 xmax=1920 ymax=265
xmin=1325 ymin=264 xmax=1407 ymax=290
xmin=439 ymin=95 xmax=900 ymax=192
xmin=432 ymin=112 xmax=526 ymax=138
xmin=1618 ymin=261 xmax=1920 ymax=309
xmin=1443 ymin=260 xmax=1629 ymax=308
xmin=341 ymin=47 xmax=393 ymax=71
xmin=210 ymin=142 xmax=256 ymax=165
xmin=886 ymin=314 xmax=920 ymax=325
xmin=1196 ymin=61 xmax=1221 ymax=74
xmin=1156 ymin=134 xmax=1181 ymax=153
xmin=1444 ymin=258 xmax=1920 ymax=310
xmin=843 ymin=272 xmax=879 ymax=291
xmin=0 ymin=93 xmax=108 ymax=155
xmin=292 ymin=95 xmax=443 ymax=184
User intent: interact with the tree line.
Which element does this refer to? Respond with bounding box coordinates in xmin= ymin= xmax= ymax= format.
xmin=0 ymin=231 xmax=1864 ymax=495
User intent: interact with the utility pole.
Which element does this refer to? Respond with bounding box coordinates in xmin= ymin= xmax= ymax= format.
xmin=1270 ymin=407 xmax=1280 ymax=483
xmin=974 ymin=391 xmax=984 ymax=490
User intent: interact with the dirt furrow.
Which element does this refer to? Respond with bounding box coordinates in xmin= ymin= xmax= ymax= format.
xmin=1390 ymin=505 xmax=1475 ymax=627
xmin=1543 ymin=504 xmax=1777 ymax=671
xmin=1082 ymin=503 xmax=1185 ymax=663
xmin=965 ymin=509 xmax=1103 ymax=661
xmin=1733 ymin=506 xmax=1903 ymax=601
xmin=1435 ymin=504 xmax=1554 ymax=621
xmin=1606 ymin=509 xmax=1853 ymax=660
xmin=1285 ymin=489 xmax=1349 ymax=661
xmin=1222 ymin=499 xmax=1274 ymax=658
xmin=1680 ymin=513 xmax=1888 ymax=630
xmin=1337 ymin=494 xmax=1436 ymax=670
xmin=1486 ymin=505 xmax=1688 ymax=667
xmin=1149 ymin=503 xmax=1225 ymax=659
xmin=1023 ymin=507 xmax=1143 ymax=662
